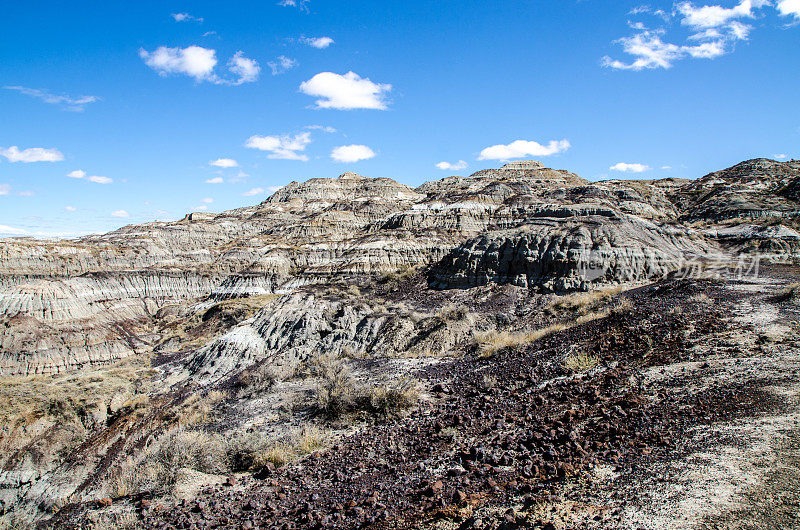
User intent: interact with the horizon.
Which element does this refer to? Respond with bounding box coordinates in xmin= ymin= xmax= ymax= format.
xmin=2 ymin=0 xmax=799 ymax=237
xmin=1 ymin=155 xmax=794 ymax=241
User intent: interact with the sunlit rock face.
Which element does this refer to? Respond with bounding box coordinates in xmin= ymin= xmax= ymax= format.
xmin=0 ymin=159 xmax=797 ymax=375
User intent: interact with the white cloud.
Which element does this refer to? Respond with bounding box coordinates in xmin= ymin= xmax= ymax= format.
xmin=65 ymin=206 xmax=77 ymax=211
xmin=610 ymin=162 xmax=651 ymax=172
xmin=243 ymin=187 xmax=265 ymax=196
xmin=1 ymin=146 xmax=64 ymax=163
xmin=299 ymin=71 xmax=391 ymax=110
xmin=228 ymin=52 xmax=261 ymax=84
xmin=676 ymin=1 xmax=762 ymax=29
xmin=4 ymin=86 xmax=100 ymax=112
xmin=683 ymin=40 xmax=727 ymax=58
xmin=436 ymin=160 xmax=468 ymax=171
xmin=602 ymin=33 xmax=684 ymax=70
xmin=172 ymin=13 xmax=203 ymax=22
xmin=268 ymin=56 xmax=298 ymax=76
xmin=330 ymin=144 xmax=376 ymax=163
xmin=278 ymin=0 xmax=309 ymax=10
xmin=140 ymin=46 xmax=217 ymax=81
xmin=201 ymin=197 xmax=213 ymax=203
xmin=267 ymin=185 xmax=283 ymax=193
xmin=661 ymin=165 xmax=673 ymax=169
xmin=774 ymin=153 xmax=788 ymax=159
xmin=303 ymin=36 xmax=334 ymax=49
xmin=206 ymin=176 xmax=224 ymax=184
xmin=68 ymin=170 xmax=111 ymax=184
xmin=245 ymin=132 xmax=311 ymax=161
xmin=17 ymin=190 xmax=34 ymax=197
xmin=778 ymin=0 xmax=800 ymax=19
xmin=605 ymin=1 xmax=771 ymax=71
xmin=305 ymin=125 xmax=337 ymax=133
xmin=0 ymin=184 xmax=9 ymax=196
xmin=111 ymin=210 xmax=130 ymax=218
xmin=210 ymin=158 xmax=238 ymax=168
xmin=87 ymin=175 xmax=112 ymax=184
xmin=478 ymin=139 xmax=571 ymax=160
xmin=194 ymin=205 xmax=209 ymax=211
xmin=68 ymin=170 xmax=112 ymax=184
xmin=139 ymin=46 xmax=259 ymax=85
xmin=0 ymin=225 xmax=28 ymax=235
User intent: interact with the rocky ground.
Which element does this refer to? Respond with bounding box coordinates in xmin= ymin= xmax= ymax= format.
xmin=0 ymin=158 xmax=799 ymax=528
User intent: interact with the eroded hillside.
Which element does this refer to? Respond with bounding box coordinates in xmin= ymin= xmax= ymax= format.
xmin=0 ymin=158 xmax=799 ymax=529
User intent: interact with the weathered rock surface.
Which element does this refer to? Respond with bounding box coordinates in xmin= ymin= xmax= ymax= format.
xmin=0 ymin=159 xmax=798 ymax=376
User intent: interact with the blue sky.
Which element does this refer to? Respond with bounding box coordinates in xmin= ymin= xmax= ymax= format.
xmin=1 ymin=0 xmax=798 ymax=237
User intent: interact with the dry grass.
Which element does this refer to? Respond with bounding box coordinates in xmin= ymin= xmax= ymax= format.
xmin=472 ymin=309 xmax=612 ymax=359
xmin=691 ymin=292 xmax=714 ymax=305
xmin=360 ymin=378 xmax=419 ymax=419
xmin=775 ymin=282 xmax=800 ymax=303
xmin=547 ymin=287 xmax=623 ymax=316
xmin=0 ymin=356 xmax=156 ymax=463
xmin=233 ymin=363 xmax=277 ymax=397
xmin=308 ymin=355 xmax=357 ymax=419
xmin=230 ymin=426 xmax=329 ymax=470
xmin=435 ymin=303 xmax=470 ymax=323
xmin=563 ymin=351 xmax=600 ymax=372
xmin=176 ymin=390 xmax=227 ymax=427
xmin=108 ymin=427 xmax=228 ymax=497
xmin=473 ymin=325 xmax=566 ymax=358
xmin=305 ymin=355 xmax=419 ymax=420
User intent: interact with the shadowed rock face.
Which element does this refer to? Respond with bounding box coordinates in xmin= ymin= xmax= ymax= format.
xmin=429 ymin=215 xmax=710 ymax=292
xmin=0 ymin=159 xmax=798 ymax=375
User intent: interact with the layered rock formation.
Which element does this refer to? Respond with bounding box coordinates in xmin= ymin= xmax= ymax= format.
xmin=0 ymin=159 xmax=798 ymax=376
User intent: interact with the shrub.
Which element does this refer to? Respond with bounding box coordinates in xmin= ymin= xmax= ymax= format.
xmin=563 ymin=351 xmax=600 ymax=373
xmin=234 ymin=363 xmax=277 ymax=397
xmin=307 ymin=356 xmax=418 ymax=420
xmin=310 ymin=356 xmax=356 ymax=419
xmin=435 ymin=303 xmax=469 ymax=323
xmin=109 ymin=428 xmax=228 ymax=496
xmin=472 ymin=326 xmax=565 ymax=359
xmin=358 ymin=378 xmax=419 ymax=419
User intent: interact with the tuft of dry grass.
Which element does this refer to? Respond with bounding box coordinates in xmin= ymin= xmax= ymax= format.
xmin=176 ymin=390 xmax=227 ymax=427
xmin=234 ymin=363 xmax=277 ymax=397
xmin=563 ymin=351 xmax=600 ymax=373
xmin=775 ymin=282 xmax=800 ymax=303
xmin=305 ymin=355 xmax=419 ymax=420
xmin=472 ymin=325 xmax=566 ymax=358
xmin=435 ymin=303 xmax=470 ymax=323
xmin=359 ymin=378 xmax=419 ymax=419
xmin=547 ymin=287 xmax=624 ymax=316
xmin=238 ymin=426 xmax=329 ymax=470
xmin=108 ymin=427 xmax=228 ymax=497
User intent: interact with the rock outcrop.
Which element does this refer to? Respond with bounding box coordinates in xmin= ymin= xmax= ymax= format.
xmin=0 ymin=158 xmax=798 ymax=375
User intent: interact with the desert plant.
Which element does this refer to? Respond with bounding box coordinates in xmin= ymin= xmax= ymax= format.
xmin=234 ymin=363 xmax=277 ymax=397
xmin=177 ymin=390 xmax=227 ymax=427
xmin=110 ymin=428 xmax=229 ymax=496
xmin=310 ymin=356 xmax=357 ymax=419
xmin=472 ymin=326 xmax=566 ymax=358
xmin=775 ymin=282 xmax=800 ymax=303
xmin=563 ymin=351 xmax=600 ymax=372
xmin=358 ymin=378 xmax=419 ymax=419
xmin=435 ymin=303 xmax=469 ymax=323
xmin=248 ymin=426 xmax=328 ymax=469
